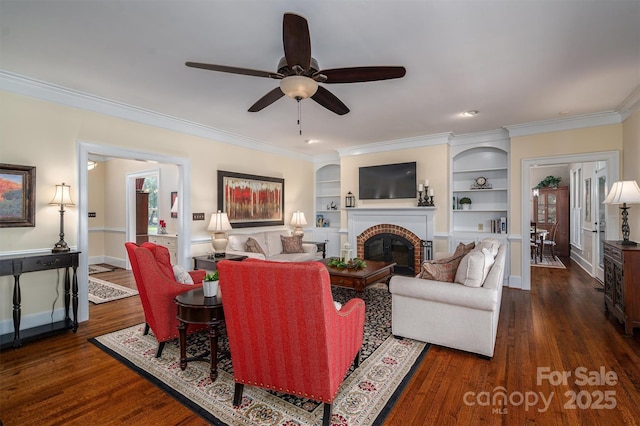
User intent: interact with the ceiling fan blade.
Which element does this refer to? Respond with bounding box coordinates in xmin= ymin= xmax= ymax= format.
xmin=318 ymin=66 xmax=406 ymax=83
xmin=248 ymin=87 xmax=285 ymax=112
xmin=311 ymin=86 xmax=349 ymax=115
xmin=283 ymin=13 xmax=311 ymax=70
xmin=186 ymin=62 xmax=282 ymax=79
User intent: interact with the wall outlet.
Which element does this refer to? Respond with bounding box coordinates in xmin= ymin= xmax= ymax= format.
xmin=193 ymin=212 xmax=205 ymax=221
xmin=88 ymin=212 xmax=96 ymax=218
xmin=478 ymin=223 xmax=484 ymax=231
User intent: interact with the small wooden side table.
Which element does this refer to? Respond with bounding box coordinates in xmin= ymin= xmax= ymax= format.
xmin=304 ymin=241 xmax=327 ymax=258
xmin=193 ymin=254 xmax=247 ymax=271
xmin=174 ymin=288 xmax=224 ymax=380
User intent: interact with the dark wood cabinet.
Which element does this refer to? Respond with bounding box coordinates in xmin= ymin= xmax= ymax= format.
xmin=533 ymin=186 xmax=569 ymax=256
xmin=603 ymin=241 xmax=640 ymax=335
xmin=136 ymin=191 xmax=149 ymax=244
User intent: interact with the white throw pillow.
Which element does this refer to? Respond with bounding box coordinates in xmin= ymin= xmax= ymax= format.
xmin=227 ymin=234 xmax=250 ymax=251
xmin=173 ymin=264 xmax=194 ymax=284
xmin=455 ymin=248 xmax=495 ymax=287
xmin=476 ymin=238 xmax=500 ymax=257
xmin=265 ymin=230 xmax=291 ymax=257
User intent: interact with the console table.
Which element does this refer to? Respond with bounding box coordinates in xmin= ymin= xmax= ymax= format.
xmin=0 ymin=251 xmax=80 ymax=349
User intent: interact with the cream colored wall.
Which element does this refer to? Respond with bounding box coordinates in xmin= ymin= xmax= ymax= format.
xmin=510 ymin=124 xmax=623 ymax=277
xmin=87 ymin=163 xmax=105 ymax=257
xmin=622 ymin=109 xmax=640 ymax=243
xmin=0 ymin=91 xmax=313 ymax=327
xmin=340 ymin=144 xmax=450 ymax=253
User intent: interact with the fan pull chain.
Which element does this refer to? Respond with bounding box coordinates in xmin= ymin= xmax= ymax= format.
xmin=297 ymin=98 xmax=302 ymax=135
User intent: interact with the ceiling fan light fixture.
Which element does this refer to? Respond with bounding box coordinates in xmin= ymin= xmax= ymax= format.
xmin=280 ymin=75 xmax=318 ymax=99
xmin=462 ymin=110 xmax=479 ymax=117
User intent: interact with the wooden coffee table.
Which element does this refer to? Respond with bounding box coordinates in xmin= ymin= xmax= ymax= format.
xmin=320 ymin=259 xmax=396 ymax=293
xmin=174 ymin=287 xmax=224 ymax=380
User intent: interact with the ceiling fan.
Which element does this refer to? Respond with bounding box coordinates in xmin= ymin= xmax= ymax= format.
xmin=186 ymin=12 xmax=406 ymax=116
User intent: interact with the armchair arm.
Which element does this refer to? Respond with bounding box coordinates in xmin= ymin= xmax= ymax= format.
xmin=225 ymin=250 xmax=267 ymax=260
xmin=328 ymin=296 xmax=365 ymax=381
xmin=302 ymin=243 xmax=318 ymax=255
xmin=189 ymin=269 xmax=206 ymax=283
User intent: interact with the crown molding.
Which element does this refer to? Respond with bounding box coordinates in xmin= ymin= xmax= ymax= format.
xmin=504 ymin=111 xmax=621 ymax=137
xmin=0 ymin=70 xmax=313 ymax=163
xmin=448 ymin=128 xmax=510 ymax=146
xmin=336 ymin=132 xmax=454 ymax=157
xmin=617 ymin=85 xmax=640 ymax=121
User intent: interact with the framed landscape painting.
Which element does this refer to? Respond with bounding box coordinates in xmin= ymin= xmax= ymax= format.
xmin=0 ymin=163 xmax=36 ymax=228
xmin=217 ymin=170 xmax=284 ymax=228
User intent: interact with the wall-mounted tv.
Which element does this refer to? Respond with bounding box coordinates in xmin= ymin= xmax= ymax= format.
xmin=359 ymin=161 xmax=417 ymax=200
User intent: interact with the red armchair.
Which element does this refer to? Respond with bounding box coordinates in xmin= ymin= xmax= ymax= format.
xmin=217 ymin=259 xmax=365 ymax=426
xmin=124 ymin=242 xmax=207 ymax=357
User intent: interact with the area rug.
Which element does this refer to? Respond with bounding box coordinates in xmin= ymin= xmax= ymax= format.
xmin=89 ymin=264 xmax=116 ymax=274
xmin=90 ymin=286 xmax=429 ymax=425
xmin=531 ymin=254 xmax=566 ymax=269
xmin=88 ymin=277 xmax=139 ymax=304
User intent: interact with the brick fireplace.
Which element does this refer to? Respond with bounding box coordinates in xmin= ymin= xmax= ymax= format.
xmin=346 ymin=207 xmax=435 ymax=275
xmin=357 ymin=224 xmax=422 ymax=275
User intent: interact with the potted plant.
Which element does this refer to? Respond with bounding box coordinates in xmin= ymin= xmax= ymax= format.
xmin=203 ymin=271 xmax=219 ymax=297
xmin=459 ymin=197 xmax=472 ymax=210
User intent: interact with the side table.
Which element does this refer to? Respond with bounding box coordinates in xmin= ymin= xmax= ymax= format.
xmin=174 ymin=288 xmax=224 ymax=380
xmin=193 ymin=254 xmax=247 ymax=271
xmin=303 ymin=241 xmax=327 ymax=258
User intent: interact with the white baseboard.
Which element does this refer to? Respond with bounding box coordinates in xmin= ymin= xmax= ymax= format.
xmin=508 ymin=275 xmax=522 ymax=289
xmin=0 ymin=308 xmax=66 ymax=335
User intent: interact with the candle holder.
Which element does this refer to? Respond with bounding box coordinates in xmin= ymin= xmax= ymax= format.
xmin=427 ymin=195 xmax=435 ymax=207
xmin=417 ymin=190 xmax=428 ymax=207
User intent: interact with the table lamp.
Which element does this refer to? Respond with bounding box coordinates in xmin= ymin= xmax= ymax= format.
xmin=603 ymin=180 xmax=640 ymax=245
xmin=290 ymin=211 xmax=307 ymax=236
xmin=208 ymin=211 xmax=232 ymax=256
xmin=49 ymin=183 xmax=75 ymax=252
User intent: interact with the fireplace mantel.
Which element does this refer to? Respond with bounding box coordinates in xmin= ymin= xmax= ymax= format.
xmin=346 ymin=207 xmax=436 ymax=250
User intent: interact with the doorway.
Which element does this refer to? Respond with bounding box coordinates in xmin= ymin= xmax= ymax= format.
xmin=594 ymin=166 xmax=608 ymax=281
xmin=77 ymin=141 xmax=192 ymax=324
xmin=521 ymin=151 xmax=619 ymax=291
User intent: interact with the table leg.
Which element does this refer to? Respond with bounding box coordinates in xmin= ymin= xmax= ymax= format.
xmin=71 ymin=265 xmax=79 ymax=331
xmin=208 ymin=322 xmax=219 ymax=381
xmin=178 ymin=320 xmax=188 ymax=370
xmin=12 ymin=274 xmax=22 ymax=348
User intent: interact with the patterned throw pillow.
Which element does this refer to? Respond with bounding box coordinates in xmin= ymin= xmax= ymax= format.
xmin=173 ymin=264 xmax=194 ymax=284
xmin=280 ymin=235 xmax=305 ymax=253
xmin=419 ymin=253 xmax=465 ymax=282
xmin=245 ymin=237 xmax=266 ymax=255
xmin=453 ymin=241 xmax=476 ymax=257
xmin=455 ymin=248 xmax=495 ymax=287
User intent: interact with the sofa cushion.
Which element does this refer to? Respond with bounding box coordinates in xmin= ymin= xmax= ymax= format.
xmin=455 ymin=248 xmax=495 ymax=287
xmin=173 ymin=264 xmax=194 ymax=284
xmin=419 ymin=253 xmax=465 ymax=282
xmin=245 ymin=237 xmax=267 ymax=255
xmin=281 ymin=235 xmax=305 ymax=253
xmin=265 ymin=230 xmax=291 ymax=257
xmin=476 ymin=238 xmax=500 ymax=257
xmin=227 ymin=234 xmax=251 ymax=252
xmin=267 ymin=252 xmax=315 ymax=262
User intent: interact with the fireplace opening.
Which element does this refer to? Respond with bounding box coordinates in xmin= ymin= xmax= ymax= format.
xmin=364 ymin=233 xmax=415 ymax=276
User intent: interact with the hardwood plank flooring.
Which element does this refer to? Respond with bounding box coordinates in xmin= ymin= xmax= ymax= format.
xmin=1 ymin=260 xmax=639 ymax=425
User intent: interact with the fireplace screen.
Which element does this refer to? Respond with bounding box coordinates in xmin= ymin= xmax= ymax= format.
xmin=364 ymin=233 xmax=415 ymax=276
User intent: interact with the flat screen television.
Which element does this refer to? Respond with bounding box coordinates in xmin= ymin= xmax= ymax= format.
xmin=359 ymin=162 xmax=417 ymax=200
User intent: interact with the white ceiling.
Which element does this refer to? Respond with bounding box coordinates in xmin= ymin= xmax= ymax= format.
xmin=1 ymin=1 xmax=639 ymax=157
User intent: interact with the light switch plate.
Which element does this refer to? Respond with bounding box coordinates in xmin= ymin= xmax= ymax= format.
xmin=193 ymin=213 xmax=205 ymax=221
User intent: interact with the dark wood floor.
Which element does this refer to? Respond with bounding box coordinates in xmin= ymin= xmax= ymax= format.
xmin=1 ymin=260 xmax=639 ymax=425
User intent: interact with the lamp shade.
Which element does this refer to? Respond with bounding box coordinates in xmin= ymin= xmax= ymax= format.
xmin=291 ymin=211 xmax=308 ymax=226
xmin=279 ymin=76 xmax=318 ymax=99
xmin=207 ymin=211 xmax=232 ymax=232
xmin=603 ymin=180 xmax=640 ymax=205
xmin=49 ymin=183 xmax=75 ymax=206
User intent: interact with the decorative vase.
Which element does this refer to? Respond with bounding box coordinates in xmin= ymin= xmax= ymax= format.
xmin=462 ymin=204 xmax=471 ymax=210
xmin=203 ymin=280 xmax=219 ymax=297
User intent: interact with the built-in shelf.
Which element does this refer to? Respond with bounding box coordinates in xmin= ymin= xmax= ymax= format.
xmin=314 ymin=164 xmax=341 ymax=257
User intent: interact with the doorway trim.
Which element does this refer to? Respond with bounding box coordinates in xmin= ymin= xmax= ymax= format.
xmin=77 ymin=141 xmax=191 ymax=324
xmin=521 ymin=150 xmax=619 ymax=290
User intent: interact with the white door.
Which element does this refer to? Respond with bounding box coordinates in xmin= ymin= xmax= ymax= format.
xmin=593 ymin=167 xmax=608 ymax=281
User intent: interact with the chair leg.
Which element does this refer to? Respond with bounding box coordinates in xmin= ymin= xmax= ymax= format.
xmin=353 ymin=349 xmax=361 ymax=369
xmin=155 ymin=342 xmax=165 ymax=358
xmin=143 ymin=323 xmax=150 ymax=335
xmin=322 ymin=403 xmax=332 ymax=426
xmin=233 ymin=383 xmax=244 ymax=407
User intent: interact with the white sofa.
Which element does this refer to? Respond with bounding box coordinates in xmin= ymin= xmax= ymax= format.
xmin=389 ymin=242 xmax=507 ymax=358
xmin=225 ymin=230 xmax=317 ymax=262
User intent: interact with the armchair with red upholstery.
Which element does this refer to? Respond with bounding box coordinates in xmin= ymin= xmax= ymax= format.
xmin=124 ymin=242 xmax=207 ymax=357
xmin=217 ymin=259 xmax=365 ymax=426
